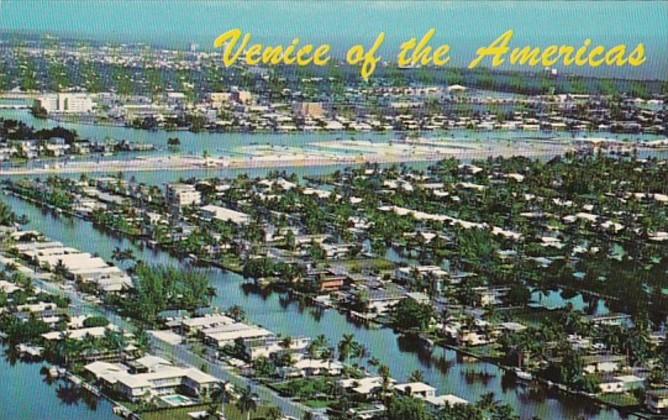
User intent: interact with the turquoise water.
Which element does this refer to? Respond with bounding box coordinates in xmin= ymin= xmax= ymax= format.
xmin=1 ymin=109 xmax=665 ymax=187
xmin=0 ymin=192 xmax=626 ymax=420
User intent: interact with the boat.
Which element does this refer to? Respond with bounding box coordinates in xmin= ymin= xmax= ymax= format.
xmin=514 ymin=368 xmax=533 ymax=382
xmin=418 ymin=334 xmax=435 ymax=352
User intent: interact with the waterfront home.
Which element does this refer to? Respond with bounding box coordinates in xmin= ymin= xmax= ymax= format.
xmin=596 ymin=374 xmax=645 ymax=394
xmin=423 ymin=394 xmax=469 ymax=408
xmin=202 ymin=322 xmax=273 ymax=348
xmin=394 ymin=382 xmax=437 ymax=399
xmin=394 ymin=265 xmax=448 ymax=285
xmin=338 ymin=376 xmax=397 ymax=396
xmin=174 ymin=314 xmax=236 ymax=335
xmin=582 ymin=355 xmax=627 ymax=374
xmin=280 ymin=356 xmax=344 ymax=378
xmin=646 ymin=389 xmax=668 ymax=414
xmin=365 ymin=288 xmax=405 ymax=315
xmin=311 ymin=270 xmax=347 ymax=292
xmin=583 ymin=313 xmax=632 ymax=327
xmin=241 ymin=335 xmax=311 ymax=361
xmin=84 ymin=354 xmax=218 ymax=402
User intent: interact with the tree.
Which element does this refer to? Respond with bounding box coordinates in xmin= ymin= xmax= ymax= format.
xmin=235 ymin=386 xmax=258 ymax=420
xmin=82 ymin=316 xmax=109 ymax=328
xmin=391 ymin=298 xmax=435 ymax=331
xmin=265 ymin=406 xmax=282 ymax=420
xmin=386 ymin=396 xmax=432 ymax=420
xmin=227 ymin=305 xmax=246 ymax=321
xmin=506 ymin=283 xmax=531 ymax=307
xmin=210 ymin=382 xmax=230 ymax=418
xmin=408 ymin=369 xmax=425 ymax=383
xmin=338 ymin=334 xmax=362 ymax=362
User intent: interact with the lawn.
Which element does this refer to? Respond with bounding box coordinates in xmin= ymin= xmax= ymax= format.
xmin=271 ymin=377 xmax=333 ymax=399
xmin=466 ymin=343 xmax=502 ymax=359
xmin=504 ymin=307 xmax=565 ymax=327
xmin=303 ymin=398 xmax=337 ymax=408
xmin=597 ymin=393 xmax=640 ymax=407
xmin=338 ymin=258 xmax=395 ymax=273
xmin=141 ymin=403 xmax=277 ymax=420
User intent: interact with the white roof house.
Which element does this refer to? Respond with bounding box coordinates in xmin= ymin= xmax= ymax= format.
xmin=180 ymin=314 xmax=235 ymax=333
xmin=200 ymin=204 xmax=250 ymax=225
xmin=203 ymin=323 xmax=273 ymax=348
xmin=84 ymin=355 xmax=218 ymax=402
xmin=394 ymin=382 xmax=437 ymax=398
xmin=42 ymin=325 xmax=119 ymax=341
xmin=423 ymin=394 xmax=469 ymax=407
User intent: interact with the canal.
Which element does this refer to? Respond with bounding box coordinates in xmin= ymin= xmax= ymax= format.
xmin=0 ymin=344 xmax=117 ymax=420
xmin=1 ymin=191 xmax=626 ymax=419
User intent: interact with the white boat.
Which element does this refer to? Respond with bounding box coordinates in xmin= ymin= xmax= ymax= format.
xmin=514 ymin=369 xmax=533 ymax=381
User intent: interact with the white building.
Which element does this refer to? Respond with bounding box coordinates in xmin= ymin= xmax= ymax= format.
xmin=84 ymin=355 xmax=218 ymax=401
xmin=166 ymin=183 xmax=201 ymax=210
xmin=200 ymin=204 xmax=250 ymax=225
xmin=35 ymin=93 xmax=94 ymax=114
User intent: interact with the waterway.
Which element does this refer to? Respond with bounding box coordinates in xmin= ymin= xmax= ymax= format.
xmin=0 ymin=191 xmax=628 ymax=419
xmin=0 ymin=344 xmax=117 ymax=420
xmin=1 ymin=109 xmax=666 ymax=187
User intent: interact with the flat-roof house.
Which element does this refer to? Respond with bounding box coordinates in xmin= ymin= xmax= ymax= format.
xmin=423 ymin=394 xmax=469 ymax=407
xmin=200 ymin=204 xmax=250 ymax=225
xmin=338 ymin=376 xmax=397 ymax=395
xmin=202 ymin=323 xmax=273 ymax=348
xmin=582 ymin=355 xmax=626 ymax=374
xmin=597 ymin=374 xmax=644 ymax=394
xmin=178 ymin=314 xmax=236 ymax=335
xmin=84 ymin=355 xmax=218 ymax=402
xmin=394 ymin=382 xmax=437 ymax=399
xmin=280 ymin=357 xmax=344 ymax=378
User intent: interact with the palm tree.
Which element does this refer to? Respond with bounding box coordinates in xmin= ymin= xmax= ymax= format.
xmin=338 ymin=334 xmax=356 ymax=362
xmin=279 ymin=336 xmax=293 ymax=350
xmin=408 ymin=369 xmax=425 ymax=383
xmin=264 ymin=406 xmax=282 ymax=420
xmin=235 ymin=386 xmax=258 ymax=420
xmin=378 ymin=364 xmax=392 ymax=399
xmin=210 ymin=382 xmax=230 ymax=419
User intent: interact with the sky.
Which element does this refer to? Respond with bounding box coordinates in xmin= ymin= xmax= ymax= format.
xmin=0 ymin=1 xmax=666 ymax=79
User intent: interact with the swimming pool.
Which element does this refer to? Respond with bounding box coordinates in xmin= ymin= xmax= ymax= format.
xmin=160 ymin=394 xmax=193 ymax=407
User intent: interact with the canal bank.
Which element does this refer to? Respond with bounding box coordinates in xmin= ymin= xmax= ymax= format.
xmin=0 ymin=192 xmax=629 ymax=420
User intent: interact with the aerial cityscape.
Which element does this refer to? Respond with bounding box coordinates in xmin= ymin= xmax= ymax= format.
xmin=1 ymin=2 xmax=667 ymax=420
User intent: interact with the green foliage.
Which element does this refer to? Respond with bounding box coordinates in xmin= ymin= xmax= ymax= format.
xmin=82 ymin=316 xmax=110 ymax=328
xmin=391 ymin=298 xmax=435 ymax=331
xmin=115 ymin=264 xmax=212 ymax=325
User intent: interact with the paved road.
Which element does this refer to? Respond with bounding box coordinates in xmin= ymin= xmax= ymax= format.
xmin=1 ymin=257 xmax=317 ymax=419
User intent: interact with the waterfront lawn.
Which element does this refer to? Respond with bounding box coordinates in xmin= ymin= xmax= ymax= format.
xmin=466 ymin=343 xmax=502 ymax=359
xmin=338 ymin=258 xmax=395 ymax=273
xmin=597 ymin=393 xmax=640 ymax=407
xmin=217 ymin=254 xmax=244 ymax=272
xmin=271 ymin=377 xmax=334 ymax=399
xmin=505 ymin=307 xmax=564 ymax=327
xmin=141 ymin=404 xmax=276 ymax=420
